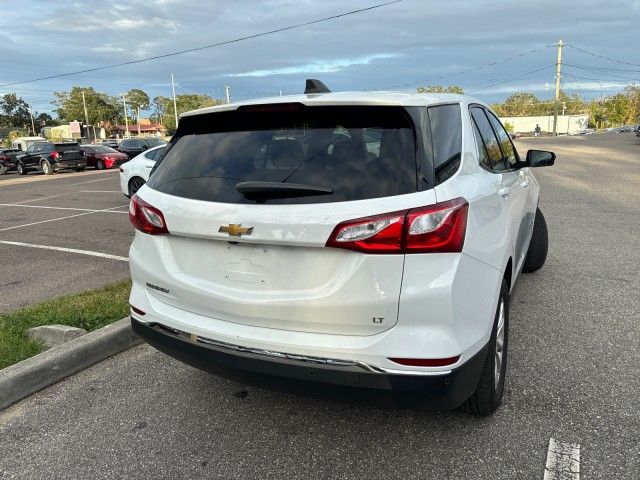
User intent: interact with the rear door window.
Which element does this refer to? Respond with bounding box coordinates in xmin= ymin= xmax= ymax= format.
xmin=428 ymin=104 xmax=462 ymax=184
xmin=486 ymin=112 xmax=519 ymax=169
xmin=470 ymin=108 xmax=503 ymax=172
xmin=148 ymin=106 xmax=418 ymax=204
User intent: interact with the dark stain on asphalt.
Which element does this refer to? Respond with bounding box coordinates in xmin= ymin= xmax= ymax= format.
xmin=234 ymin=390 xmax=249 ymax=399
xmin=133 ymin=421 xmax=148 ymax=430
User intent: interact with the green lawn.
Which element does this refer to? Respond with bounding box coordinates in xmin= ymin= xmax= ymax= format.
xmin=0 ymin=280 xmax=131 ymax=369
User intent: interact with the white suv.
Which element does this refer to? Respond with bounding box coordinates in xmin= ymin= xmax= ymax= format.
xmin=128 ymin=81 xmax=554 ymax=415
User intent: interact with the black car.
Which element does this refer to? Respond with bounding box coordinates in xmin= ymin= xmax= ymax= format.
xmin=117 ymin=137 xmax=166 ymax=159
xmin=0 ymin=148 xmax=22 ymax=175
xmin=16 ymin=142 xmax=86 ymax=175
xmin=102 ymin=139 xmax=119 ymax=148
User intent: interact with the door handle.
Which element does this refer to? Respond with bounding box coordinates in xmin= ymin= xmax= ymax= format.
xmin=519 ymin=180 xmax=529 ymax=188
xmin=498 ymin=187 xmax=510 ymax=197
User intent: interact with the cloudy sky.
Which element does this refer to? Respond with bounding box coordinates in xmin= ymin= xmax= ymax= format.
xmin=1 ymin=0 xmax=638 ymax=116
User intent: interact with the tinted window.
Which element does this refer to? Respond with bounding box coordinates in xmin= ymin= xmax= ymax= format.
xmin=470 ymin=108 xmax=503 ymax=171
xmin=144 ymin=138 xmax=165 ymax=147
xmin=91 ymin=146 xmax=117 ymax=153
xmin=148 ymin=106 xmax=418 ymax=204
xmin=471 ymin=120 xmax=490 ymax=168
xmin=54 ymin=143 xmax=79 ymax=152
xmin=145 ymin=148 xmax=162 ymax=160
xmin=486 ymin=112 xmax=518 ymax=168
xmin=41 ymin=143 xmax=54 ymax=152
xmin=428 ymin=104 xmax=462 ymax=184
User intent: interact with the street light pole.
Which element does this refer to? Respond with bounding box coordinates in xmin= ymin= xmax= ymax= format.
xmin=122 ymin=94 xmax=130 ymax=138
xmin=171 ymin=73 xmax=178 ymax=129
xmin=29 ymin=106 xmax=36 ymax=136
xmin=552 ymin=39 xmax=564 ymax=136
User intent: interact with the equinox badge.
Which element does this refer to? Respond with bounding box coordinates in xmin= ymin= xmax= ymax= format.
xmin=219 ymin=224 xmax=254 ymax=237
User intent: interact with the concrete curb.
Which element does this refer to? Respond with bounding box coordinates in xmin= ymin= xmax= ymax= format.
xmin=0 ymin=317 xmax=141 ymax=410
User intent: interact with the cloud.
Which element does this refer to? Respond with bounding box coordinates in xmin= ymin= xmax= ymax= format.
xmin=231 ymin=53 xmax=399 ymax=77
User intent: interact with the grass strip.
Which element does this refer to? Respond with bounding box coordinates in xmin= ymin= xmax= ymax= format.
xmin=0 ymin=280 xmax=131 ymax=369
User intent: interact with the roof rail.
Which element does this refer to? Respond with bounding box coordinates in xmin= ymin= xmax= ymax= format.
xmin=304 ymin=79 xmax=331 ymax=94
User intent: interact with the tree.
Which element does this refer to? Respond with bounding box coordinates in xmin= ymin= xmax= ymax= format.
xmin=34 ymin=112 xmax=58 ymax=128
xmin=151 ymin=96 xmax=167 ymax=125
xmin=417 ymin=85 xmax=465 ymax=94
xmin=52 ymin=87 xmax=121 ymax=126
xmin=625 ymin=84 xmax=640 ymax=124
xmin=0 ymin=93 xmax=31 ymax=129
xmin=492 ymin=92 xmax=543 ymax=116
xmin=159 ymin=94 xmax=223 ymax=134
xmin=126 ymin=89 xmax=150 ymax=121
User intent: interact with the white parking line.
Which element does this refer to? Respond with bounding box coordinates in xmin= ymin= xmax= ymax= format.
xmin=80 ymin=190 xmax=122 ymax=193
xmin=0 ymin=205 xmax=129 ymax=232
xmin=0 ymin=203 xmax=128 ymax=214
xmin=543 ymin=438 xmax=581 ymax=480
xmin=0 ymin=240 xmax=128 ymax=262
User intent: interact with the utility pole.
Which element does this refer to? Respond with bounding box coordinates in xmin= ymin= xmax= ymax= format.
xmin=81 ymin=90 xmax=89 ymax=127
xmin=171 ymin=73 xmax=179 ymax=129
xmin=137 ymin=106 xmax=141 ymax=136
xmin=29 ymin=106 xmax=36 ymax=136
xmin=122 ymin=93 xmax=130 ymax=138
xmin=224 ymin=85 xmax=230 ymax=104
xmin=552 ymin=39 xmax=564 ymax=136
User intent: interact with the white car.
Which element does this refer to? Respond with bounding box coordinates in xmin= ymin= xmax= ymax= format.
xmin=119 ymin=145 xmax=165 ymax=197
xmin=128 ymin=80 xmax=554 ymax=415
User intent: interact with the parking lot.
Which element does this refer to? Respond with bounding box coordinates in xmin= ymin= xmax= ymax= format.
xmin=0 ymin=169 xmax=131 ymax=312
xmin=0 ymin=134 xmax=639 ymax=479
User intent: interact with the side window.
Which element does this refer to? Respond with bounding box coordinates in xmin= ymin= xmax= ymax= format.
xmin=428 ymin=104 xmax=462 ymax=184
xmin=145 ymin=148 xmax=159 ymax=161
xmin=486 ymin=111 xmax=518 ymax=169
xmin=470 ymin=107 xmax=503 ymax=172
xmin=26 ymin=145 xmax=35 ymax=154
xmin=471 ymin=120 xmax=490 ymax=169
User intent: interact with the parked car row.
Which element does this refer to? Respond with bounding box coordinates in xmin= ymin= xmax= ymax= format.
xmin=2 ymin=137 xmax=167 ymax=176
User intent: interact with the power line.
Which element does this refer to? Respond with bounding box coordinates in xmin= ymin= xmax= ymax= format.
xmin=565 ymin=43 xmax=640 ymax=68
xmin=467 ymin=65 xmax=554 ymax=93
xmin=373 ymin=44 xmax=554 ymax=90
xmin=563 ymin=62 xmax=640 ymax=74
xmin=0 ymin=1 xmax=402 ymax=88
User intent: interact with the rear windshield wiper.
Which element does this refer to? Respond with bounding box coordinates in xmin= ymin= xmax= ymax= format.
xmin=235 ymin=181 xmax=332 ymax=199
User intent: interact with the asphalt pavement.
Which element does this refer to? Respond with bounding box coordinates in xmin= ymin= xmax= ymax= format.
xmin=0 ymin=168 xmax=131 ymax=312
xmin=0 ymin=134 xmax=639 ymax=479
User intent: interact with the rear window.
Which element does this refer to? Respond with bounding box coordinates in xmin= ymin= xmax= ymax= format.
xmin=90 ymin=146 xmax=117 ymax=153
xmin=148 ymin=106 xmax=418 ymax=204
xmin=54 ymin=143 xmax=80 ymax=152
xmin=144 ymin=138 xmax=166 ymax=147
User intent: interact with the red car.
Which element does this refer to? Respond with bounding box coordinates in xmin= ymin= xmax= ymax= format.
xmin=80 ymin=145 xmax=128 ymax=170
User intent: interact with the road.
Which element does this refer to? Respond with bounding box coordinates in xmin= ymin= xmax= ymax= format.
xmin=1 ymin=134 xmax=639 ymax=479
xmin=0 ymin=169 xmax=131 ymax=312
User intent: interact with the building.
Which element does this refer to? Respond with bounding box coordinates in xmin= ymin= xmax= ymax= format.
xmin=499 ymin=114 xmax=589 ymax=135
xmin=113 ymin=118 xmax=165 ymax=137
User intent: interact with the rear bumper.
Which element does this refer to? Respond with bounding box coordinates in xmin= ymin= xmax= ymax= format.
xmin=53 ymin=160 xmax=86 ymax=170
xmin=132 ymin=318 xmax=487 ymax=410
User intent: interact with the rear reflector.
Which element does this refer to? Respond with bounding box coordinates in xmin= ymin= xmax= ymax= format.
xmin=130 ymin=306 xmax=146 ymax=316
xmin=388 ymin=356 xmax=461 ymax=367
xmin=129 ymin=194 xmax=169 ymax=235
xmin=326 ymin=198 xmax=468 ymax=254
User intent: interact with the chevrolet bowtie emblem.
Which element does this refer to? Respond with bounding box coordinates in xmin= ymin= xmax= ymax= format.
xmin=219 ymin=224 xmax=253 ymax=237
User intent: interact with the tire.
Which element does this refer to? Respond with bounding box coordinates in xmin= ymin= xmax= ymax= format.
xmin=96 ymin=160 xmax=104 ymax=170
xmin=41 ymin=160 xmax=53 ymax=175
xmin=460 ymin=279 xmax=509 ymax=416
xmin=128 ymin=177 xmax=145 ymax=196
xmin=522 ymin=207 xmax=548 ymax=273
xmin=17 ymin=163 xmax=27 ymax=175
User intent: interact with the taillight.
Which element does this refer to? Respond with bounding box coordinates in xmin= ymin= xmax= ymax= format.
xmin=326 ymin=198 xmax=468 ymax=254
xmin=131 ymin=305 xmax=146 ymax=316
xmin=50 ymin=151 xmax=59 ymax=160
xmin=129 ymin=194 xmax=169 ymax=235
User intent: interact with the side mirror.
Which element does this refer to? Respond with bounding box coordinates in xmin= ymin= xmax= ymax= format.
xmin=526 ymin=149 xmax=555 ymax=167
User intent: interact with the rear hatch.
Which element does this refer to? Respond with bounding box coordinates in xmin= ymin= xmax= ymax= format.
xmin=54 ymin=143 xmax=84 ymax=162
xmin=139 ymin=105 xmax=427 ymax=336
